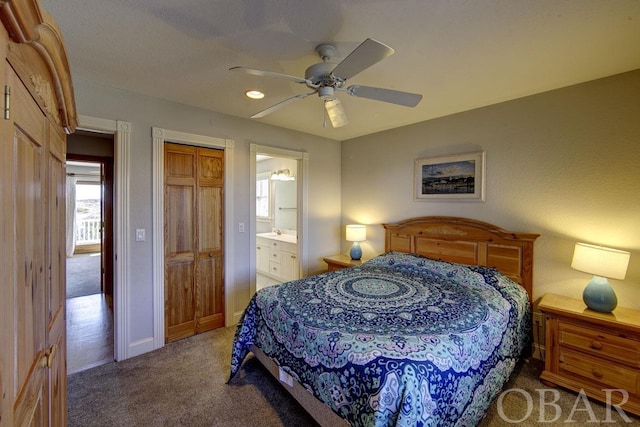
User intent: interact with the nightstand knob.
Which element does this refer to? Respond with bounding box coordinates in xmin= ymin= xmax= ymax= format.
xmin=592 ymin=369 xmax=603 ymax=379
xmin=590 ymin=341 xmax=603 ymax=350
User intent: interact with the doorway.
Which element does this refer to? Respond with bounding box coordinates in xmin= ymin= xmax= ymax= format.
xmin=66 ymin=133 xmax=115 ymax=374
xmin=251 ymin=144 xmax=308 ymax=295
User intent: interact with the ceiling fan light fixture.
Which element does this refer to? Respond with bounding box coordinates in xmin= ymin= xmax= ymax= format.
xmin=245 ymin=89 xmax=265 ymax=100
xmin=325 ymin=98 xmax=349 ymax=128
xmin=318 ymin=86 xmax=335 ymax=98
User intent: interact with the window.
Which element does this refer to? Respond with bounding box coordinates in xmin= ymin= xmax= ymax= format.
xmin=256 ymin=173 xmax=270 ymax=220
xmin=75 ymin=182 xmax=102 ymax=245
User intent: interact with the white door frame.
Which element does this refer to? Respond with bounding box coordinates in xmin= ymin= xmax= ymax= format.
xmin=152 ymin=127 xmax=235 ymax=347
xmin=250 ymin=144 xmax=308 ymax=298
xmin=76 ymin=114 xmax=131 ymax=361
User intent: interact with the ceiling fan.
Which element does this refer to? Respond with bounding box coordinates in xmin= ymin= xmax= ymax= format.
xmin=230 ymin=38 xmax=423 ymax=128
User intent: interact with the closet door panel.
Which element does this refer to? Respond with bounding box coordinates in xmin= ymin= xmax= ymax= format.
xmin=164 ymin=144 xmax=197 ymax=342
xmin=196 ymin=148 xmax=224 ymax=332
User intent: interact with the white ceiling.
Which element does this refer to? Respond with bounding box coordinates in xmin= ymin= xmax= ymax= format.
xmin=41 ymin=0 xmax=640 ymax=141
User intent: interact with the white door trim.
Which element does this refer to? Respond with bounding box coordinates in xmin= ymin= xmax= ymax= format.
xmin=152 ymin=127 xmax=235 ymax=348
xmin=76 ymin=114 xmax=131 ymax=361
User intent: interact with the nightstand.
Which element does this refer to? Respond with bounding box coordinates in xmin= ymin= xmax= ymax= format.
xmin=539 ymin=293 xmax=640 ymax=416
xmin=323 ymin=254 xmax=364 ymax=271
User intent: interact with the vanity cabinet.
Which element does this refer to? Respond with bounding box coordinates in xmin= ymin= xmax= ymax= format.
xmin=256 ymin=237 xmax=270 ymax=275
xmin=256 ymin=236 xmax=298 ymax=282
xmin=279 ymin=241 xmax=298 ymax=282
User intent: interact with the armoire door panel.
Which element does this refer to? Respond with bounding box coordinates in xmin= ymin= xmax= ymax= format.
xmin=13 ymin=83 xmax=47 ymax=423
xmin=8 ymin=63 xmax=58 ymax=427
xmin=46 ymin=127 xmax=67 ymax=426
xmin=48 ymin=148 xmax=66 ymax=322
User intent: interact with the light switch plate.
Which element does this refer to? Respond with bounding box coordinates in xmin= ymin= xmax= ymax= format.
xmin=135 ymin=228 xmax=145 ymax=242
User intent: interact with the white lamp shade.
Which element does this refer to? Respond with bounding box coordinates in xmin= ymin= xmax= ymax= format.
xmin=346 ymin=224 xmax=366 ymax=242
xmin=571 ymin=242 xmax=630 ymax=280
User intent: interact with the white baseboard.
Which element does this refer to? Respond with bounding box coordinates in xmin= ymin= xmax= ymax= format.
xmin=231 ymin=310 xmax=244 ymax=326
xmin=128 ymin=337 xmax=156 ymax=359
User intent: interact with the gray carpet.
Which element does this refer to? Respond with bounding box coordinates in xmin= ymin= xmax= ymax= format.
xmin=67 ymin=254 xmax=101 ymax=299
xmin=67 ymin=326 xmax=640 ymax=426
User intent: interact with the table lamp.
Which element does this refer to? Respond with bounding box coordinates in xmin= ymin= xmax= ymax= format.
xmin=571 ymin=242 xmax=630 ymax=313
xmin=346 ymin=224 xmax=366 ymax=260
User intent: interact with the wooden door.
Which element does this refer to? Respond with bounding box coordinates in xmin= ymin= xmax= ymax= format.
xmin=11 ymin=64 xmax=48 ymax=427
xmin=1 ymin=50 xmax=68 ymax=427
xmin=102 ymin=158 xmax=114 ymax=297
xmin=195 ymin=148 xmax=224 ymax=332
xmin=164 ymin=143 xmax=224 ymax=342
xmin=46 ymin=125 xmax=67 ymax=426
xmin=1 ymin=3 xmax=76 ymax=426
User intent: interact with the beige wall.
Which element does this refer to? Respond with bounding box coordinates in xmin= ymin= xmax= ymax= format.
xmin=72 ymin=77 xmax=342 ymax=354
xmin=341 ymin=70 xmax=640 ymax=312
xmin=72 ymin=68 xmax=639 ymax=358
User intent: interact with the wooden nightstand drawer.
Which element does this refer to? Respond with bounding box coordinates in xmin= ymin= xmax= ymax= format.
xmin=539 ymin=293 xmax=640 ymax=416
xmin=559 ymin=348 xmax=640 ymax=393
xmin=559 ymin=321 xmax=640 ymax=367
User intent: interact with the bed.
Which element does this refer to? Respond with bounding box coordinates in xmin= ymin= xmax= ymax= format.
xmin=229 ymin=216 xmax=539 ymax=426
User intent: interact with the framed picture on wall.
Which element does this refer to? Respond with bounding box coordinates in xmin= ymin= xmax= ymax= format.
xmin=414 ymin=151 xmax=485 ymax=201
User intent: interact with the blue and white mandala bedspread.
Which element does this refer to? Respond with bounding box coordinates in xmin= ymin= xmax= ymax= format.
xmin=229 ymin=252 xmax=531 ymax=427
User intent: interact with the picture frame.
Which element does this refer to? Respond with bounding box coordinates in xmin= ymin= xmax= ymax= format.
xmin=414 ymin=151 xmax=485 ymax=201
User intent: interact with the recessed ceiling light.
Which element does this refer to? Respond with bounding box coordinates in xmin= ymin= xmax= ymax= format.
xmin=245 ymin=90 xmax=265 ymax=100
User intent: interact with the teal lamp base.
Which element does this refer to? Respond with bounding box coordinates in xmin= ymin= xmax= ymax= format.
xmin=582 ymin=276 xmax=617 ymax=313
xmin=350 ymin=242 xmax=362 ymax=260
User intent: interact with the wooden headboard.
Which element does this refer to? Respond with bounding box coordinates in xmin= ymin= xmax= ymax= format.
xmin=382 ymin=217 xmax=539 ymax=301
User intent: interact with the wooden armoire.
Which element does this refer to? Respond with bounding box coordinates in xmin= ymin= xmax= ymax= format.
xmin=0 ymin=1 xmax=77 ymax=426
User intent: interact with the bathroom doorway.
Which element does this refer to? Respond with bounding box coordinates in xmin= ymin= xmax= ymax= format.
xmin=251 ymin=145 xmax=308 ymax=294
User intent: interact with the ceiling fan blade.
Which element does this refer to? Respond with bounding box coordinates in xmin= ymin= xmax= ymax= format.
xmin=324 ymin=98 xmax=349 ymax=128
xmin=330 ymin=38 xmax=394 ymax=81
xmin=251 ymin=91 xmax=316 ymax=119
xmin=230 ymin=66 xmax=312 ymax=85
xmin=346 ymin=85 xmax=423 ymax=107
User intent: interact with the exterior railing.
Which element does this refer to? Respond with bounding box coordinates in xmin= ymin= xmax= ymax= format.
xmin=76 ymin=219 xmax=101 ymax=244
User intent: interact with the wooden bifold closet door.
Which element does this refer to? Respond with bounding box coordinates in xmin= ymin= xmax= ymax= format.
xmin=164 ymin=143 xmax=224 ymax=343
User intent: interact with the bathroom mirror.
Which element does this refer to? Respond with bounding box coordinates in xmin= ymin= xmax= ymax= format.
xmin=274 ymin=180 xmax=296 ymax=230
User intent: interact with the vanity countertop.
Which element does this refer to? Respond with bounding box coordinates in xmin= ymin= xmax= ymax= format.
xmin=256 ymin=232 xmax=297 ymax=244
